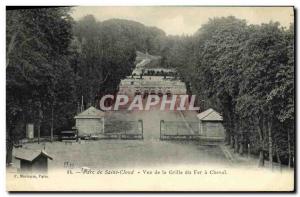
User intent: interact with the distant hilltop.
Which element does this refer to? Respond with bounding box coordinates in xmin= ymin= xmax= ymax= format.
xmin=135 ymin=51 xmax=162 ymax=69
xmin=136 ymin=51 xmax=161 ymax=60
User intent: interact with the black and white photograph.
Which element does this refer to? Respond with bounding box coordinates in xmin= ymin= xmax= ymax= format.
xmin=5 ymin=5 xmax=295 ymax=192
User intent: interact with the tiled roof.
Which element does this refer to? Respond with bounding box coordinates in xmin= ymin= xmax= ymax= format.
xmin=197 ymin=108 xmax=223 ymax=121
xmin=75 ymin=106 xmax=105 ymax=119
xmin=14 ymin=149 xmax=53 ymax=162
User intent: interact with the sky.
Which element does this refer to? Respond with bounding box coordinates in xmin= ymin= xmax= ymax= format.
xmin=71 ymin=6 xmax=294 ymax=35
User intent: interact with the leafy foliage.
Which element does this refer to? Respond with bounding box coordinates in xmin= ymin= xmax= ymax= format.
xmin=162 ymin=16 xmax=295 ymax=167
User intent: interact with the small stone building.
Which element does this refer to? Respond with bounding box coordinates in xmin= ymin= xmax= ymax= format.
xmin=197 ymin=108 xmax=225 ymax=140
xmin=14 ymin=149 xmax=53 ymax=173
xmin=74 ymin=106 xmax=105 ymax=137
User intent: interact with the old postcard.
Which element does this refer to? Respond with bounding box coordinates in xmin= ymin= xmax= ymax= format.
xmin=6 ymin=6 xmax=295 ymax=192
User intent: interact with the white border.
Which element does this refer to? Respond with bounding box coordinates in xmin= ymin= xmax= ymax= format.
xmin=0 ymin=0 xmax=297 ymax=6
xmin=0 ymin=0 xmax=298 ymax=196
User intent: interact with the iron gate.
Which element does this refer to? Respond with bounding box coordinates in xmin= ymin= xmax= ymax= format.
xmin=104 ymin=120 xmax=143 ymax=140
xmin=160 ymin=120 xmax=200 ymax=140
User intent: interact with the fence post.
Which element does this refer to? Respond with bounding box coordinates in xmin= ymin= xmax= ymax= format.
xmin=138 ymin=119 xmax=143 ymax=140
xmin=160 ymin=120 xmax=164 ymax=140
xmin=102 ymin=117 xmax=105 ymax=134
xmin=123 ymin=121 xmax=127 ymax=139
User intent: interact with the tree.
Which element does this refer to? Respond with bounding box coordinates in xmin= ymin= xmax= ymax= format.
xmin=6 ymin=7 xmax=75 ymax=164
xmin=72 ymin=16 xmax=166 ymax=108
xmin=160 ymin=16 xmax=294 ymax=168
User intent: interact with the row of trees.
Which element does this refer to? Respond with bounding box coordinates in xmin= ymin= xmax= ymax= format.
xmin=6 ymin=7 xmax=76 ymax=164
xmin=161 ymin=16 xmax=294 ymax=168
xmin=6 ymin=8 xmax=165 ymax=164
xmin=72 ymin=15 xmax=165 ymax=107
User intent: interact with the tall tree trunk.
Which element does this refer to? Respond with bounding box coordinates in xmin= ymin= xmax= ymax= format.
xmin=258 ymin=148 xmax=265 ymax=167
xmin=225 ymin=131 xmax=230 ymax=145
xmin=230 ymin=133 xmax=235 ymax=148
xmin=37 ymin=123 xmax=40 ymax=144
xmin=50 ymin=103 xmax=54 ymax=142
xmin=6 ymin=31 xmax=18 ymax=68
xmin=238 ymin=120 xmax=245 ymax=155
xmin=268 ymin=119 xmax=273 ymax=169
xmin=234 ymin=135 xmax=239 ymax=153
xmin=258 ymin=114 xmax=265 ymax=167
xmin=36 ymin=102 xmax=43 ymax=144
xmin=239 ymin=133 xmax=244 ymax=155
xmin=234 ymin=118 xmax=239 ymax=153
xmin=275 ymin=143 xmax=282 ymax=171
xmin=287 ymin=129 xmax=291 ymax=168
xmin=6 ymin=133 xmax=13 ymax=165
